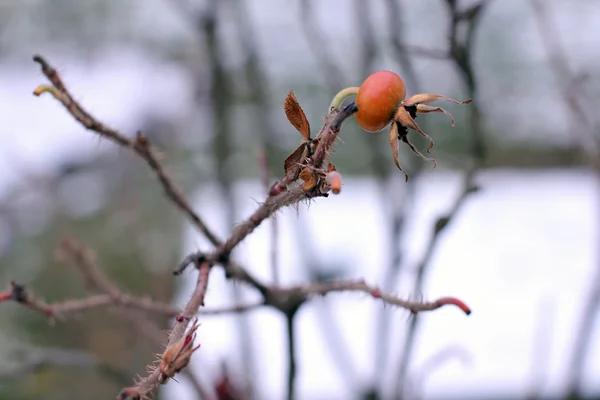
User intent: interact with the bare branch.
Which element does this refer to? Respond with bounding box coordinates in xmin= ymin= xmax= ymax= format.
xmin=286 ymin=315 xmax=297 ymax=400
xmin=0 ymin=347 xmax=130 ymax=385
xmin=32 ymin=55 xmax=223 ymax=248
xmin=529 ymin=0 xmax=597 ymax=150
xmin=275 ymin=280 xmax=471 ymax=316
xmin=0 ymin=239 xmax=261 ymax=324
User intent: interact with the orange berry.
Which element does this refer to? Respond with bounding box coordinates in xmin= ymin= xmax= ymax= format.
xmin=355 ymin=70 xmax=406 ymax=133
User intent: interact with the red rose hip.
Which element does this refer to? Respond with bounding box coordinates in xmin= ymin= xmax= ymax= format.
xmin=355 ymin=70 xmax=407 ymax=132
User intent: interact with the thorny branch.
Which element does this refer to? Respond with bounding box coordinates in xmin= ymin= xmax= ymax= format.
xmin=273 ymin=280 xmax=471 ymax=315
xmin=23 ymin=54 xmax=472 ymax=399
xmin=32 ymin=55 xmax=223 ymax=248
xmin=0 ymin=239 xmax=259 ymax=320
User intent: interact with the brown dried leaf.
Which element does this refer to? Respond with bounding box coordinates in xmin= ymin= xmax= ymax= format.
xmin=327 ymin=162 xmax=336 ymax=172
xmin=299 ymin=167 xmax=317 ymax=191
xmin=284 ymin=90 xmax=311 ymax=140
xmin=394 ymin=106 xmax=435 ymax=152
xmin=389 ymin=122 xmax=409 ymax=182
xmin=416 ymin=104 xmax=456 ymax=127
xmin=404 ymin=93 xmax=472 ymax=107
xmin=284 ymin=143 xmax=308 ymax=179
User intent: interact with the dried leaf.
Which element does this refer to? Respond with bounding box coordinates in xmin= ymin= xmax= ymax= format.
xmin=394 ymin=106 xmax=435 ymax=152
xmin=416 ymin=104 xmax=456 ymax=127
xmin=404 ymin=93 xmax=472 ymax=107
xmin=284 ymin=143 xmax=308 ymax=178
xmin=327 ymin=162 xmax=336 ymax=172
xmin=284 ymin=90 xmax=311 ymax=140
xmin=299 ymin=167 xmax=318 ymax=191
xmin=389 ymin=122 xmax=409 ymax=182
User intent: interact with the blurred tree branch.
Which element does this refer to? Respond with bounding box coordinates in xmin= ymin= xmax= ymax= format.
xmin=529 ymin=1 xmax=600 ymax=398
xmin=0 ymin=347 xmax=131 ymax=386
xmin=394 ymin=1 xmax=491 ymax=397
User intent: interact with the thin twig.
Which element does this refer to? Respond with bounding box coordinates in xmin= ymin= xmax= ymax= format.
xmin=0 ymin=283 xmax=261 ymax=320
xmin=273 ymin=280 xmax=471 ymax=315
xmin=529 ymin=0 xmax=597 ymax=150
xmin=286 ymin=314 xmax=297 ymax=400
xmin=259 ymin=149 xmax=280 ymax=284
xmin=0 ymin=239 xmax=261 ymax=324
xmin=32 ymin=55 xmax=223 ymax=248
xmin=0 ymin=348 xmax=131 ymax=385
xmin=299 ymin=0 xmax=345 ymax=89
xmin=197 ymin=4 xmax=258 ymax=396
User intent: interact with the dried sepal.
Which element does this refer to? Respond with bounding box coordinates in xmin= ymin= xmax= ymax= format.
xmin=400 ymin=133 xmax=437 ymax=169
xmin=284 ymin=90 xmax=311 ymax=140
xmin=389 ymin=122 xmax=409 ymax=182
xmin=404 ymin=93 xmax=472 ymax=107
xmin=159 ymin=318 xmax=201 ymax=379
xmin=299 ymin=167 xmax=318 ymax=191
xmin=283 ymin=144 xmax=308 ymax=181
xmin=394 ymin=106 xmax=435 ymax=152
xmin=416 ymin=104 xmax=456 ymax=127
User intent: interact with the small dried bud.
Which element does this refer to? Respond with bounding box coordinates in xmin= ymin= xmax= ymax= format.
xmin=299 ymin=168 xmax=318 ymax=191
xmin=325 ymin=171 xmax=342 ymax=194
xmin=159 ymin=318 xmax=201 ymax=379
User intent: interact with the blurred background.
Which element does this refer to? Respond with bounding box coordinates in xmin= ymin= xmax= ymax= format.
xmin=0 ymin=0 xmax=599 ymax=399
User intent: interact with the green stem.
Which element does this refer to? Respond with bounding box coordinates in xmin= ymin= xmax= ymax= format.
xmin=330 ymin=86 xmax=359 ymax=111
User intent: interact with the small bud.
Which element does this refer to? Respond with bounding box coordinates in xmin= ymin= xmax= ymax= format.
xmin=159 ymin=318 xmax=201 ymax=379
xmin=325 ymin=171 xmax=342 ymax=194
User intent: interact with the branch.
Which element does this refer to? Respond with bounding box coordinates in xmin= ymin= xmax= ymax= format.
xmin=0 ymin=239 xmax=260 ymax=325
xmin=118 ymin=263 xmax=211 ymax=400
xmin=0 ymin=348 xmax=131 ymax=385
xmin=529 ymin=0 xmax=597 ymax=150
xmin=0 ymin=281 xmax=260 ymax=321
xmin=31 ymin=55 xmax=223 ymax=248
xmin=184 ymin=103 xmax=358 ymax=270
xmin=275 ymin=280 xmax=471 ymax=316
xmin=286 ymin=314 xmax=297 ymax=400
